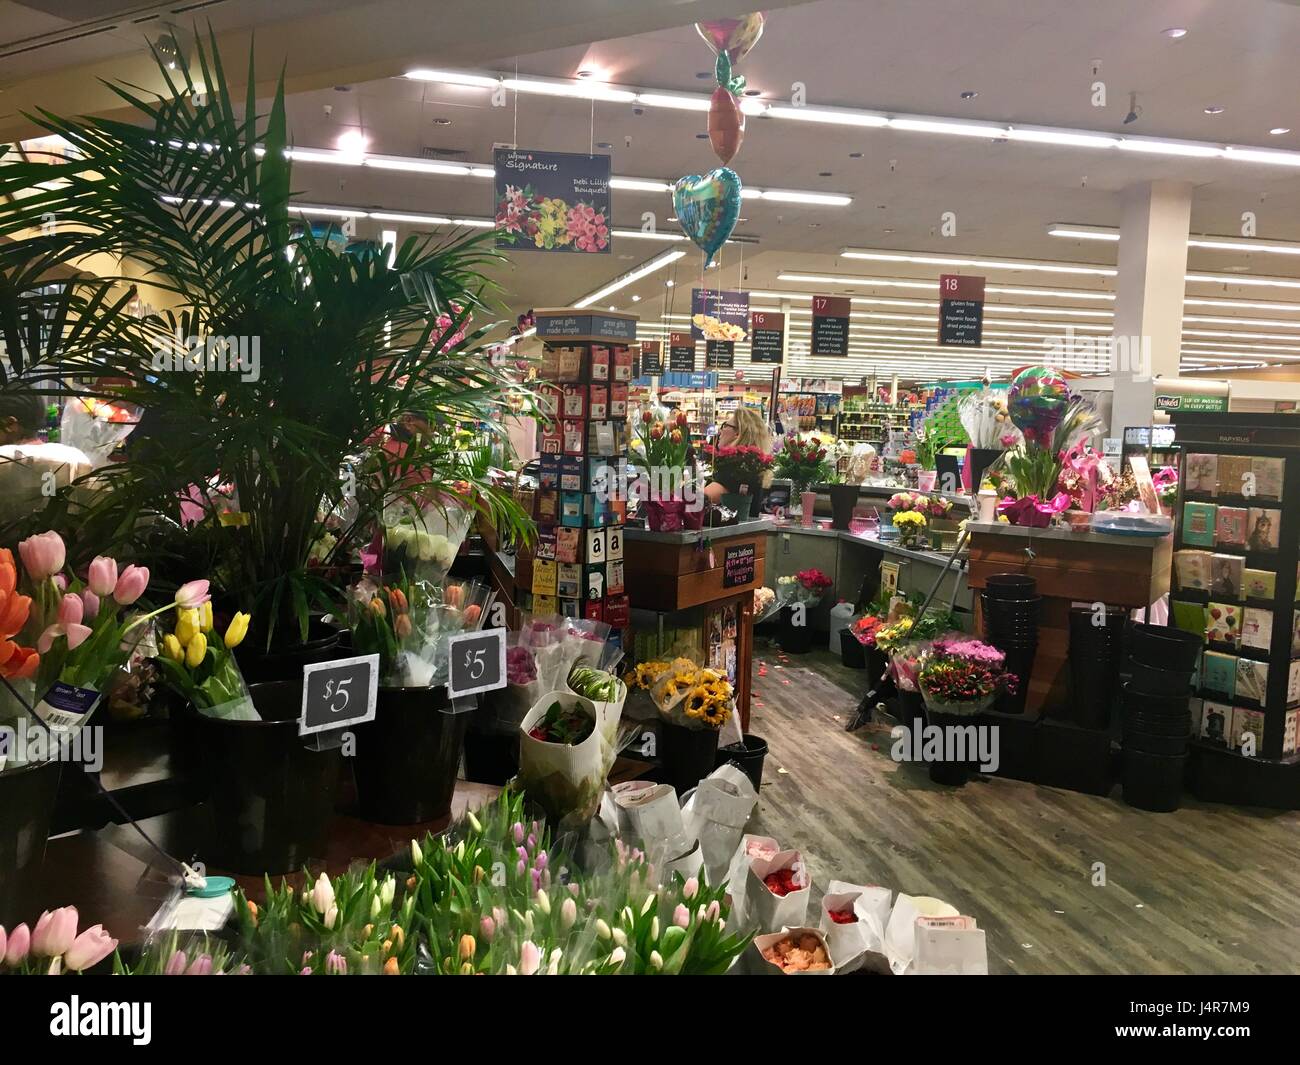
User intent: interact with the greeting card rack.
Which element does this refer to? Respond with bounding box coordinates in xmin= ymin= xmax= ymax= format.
xmin=1167 ymin=412 xmax=1300 ymax=809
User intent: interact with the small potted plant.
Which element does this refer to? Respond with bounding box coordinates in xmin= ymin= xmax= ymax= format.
xmin=913 ymin=424 xmax=948 ymax=492
xmin=703 ymin=443 xmax=774 ymax=522
xmin=632 ymin=408 xmax=701 ymax=531
xmin=775 ymin=568 xmax=833 ymax=654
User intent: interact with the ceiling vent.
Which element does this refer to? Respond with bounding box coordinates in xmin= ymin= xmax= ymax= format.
xmin=421 ymin=146 xmax=468 ymax=160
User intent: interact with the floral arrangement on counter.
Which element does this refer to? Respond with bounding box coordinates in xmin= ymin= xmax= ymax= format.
xmin=752 ymin=586 xmax=777 ymax=618
xmin=850 ymin=613 xmax=885 ymax=647
xmin=701 ymin=444 xmax=774 ymax=493
xmin=1054 ymin=441 xmax=1115 ymax=513
xmin=917 ymin=637 xmax=1018 ymax=715
xmin=890 ymin=510 xmax=929 ymax=548
xmin=957 ymin=383 xmax=1018 ymax=450
xmin=888 ymin=492 xmax=953 ymax=518
xmin=773 ymin=434 xmax=832 ymax=494
xmin=776 ymin=568 xmax=832 ymax=607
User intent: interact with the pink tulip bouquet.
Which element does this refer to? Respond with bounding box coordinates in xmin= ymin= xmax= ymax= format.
xmin=0 ymin=906 xmax=118 ymax=974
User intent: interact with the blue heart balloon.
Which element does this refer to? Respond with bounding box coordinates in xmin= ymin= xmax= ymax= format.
xmin=673 ymin=167 xmax=742 ymax=265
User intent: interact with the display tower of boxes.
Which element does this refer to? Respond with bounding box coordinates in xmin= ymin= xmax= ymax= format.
xmin=528 ymin=308 xmax=637 ymax=634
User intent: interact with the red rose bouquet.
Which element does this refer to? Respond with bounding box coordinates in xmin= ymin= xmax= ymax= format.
xmin=773 ymin=434 xmax=832 ymax=493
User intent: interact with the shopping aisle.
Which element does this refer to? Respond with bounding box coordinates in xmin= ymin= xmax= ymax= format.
xmin=747 ymin=642 xmax=1300 ymax=975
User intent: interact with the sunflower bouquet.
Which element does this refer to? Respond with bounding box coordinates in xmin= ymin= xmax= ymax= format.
xmin=631 ymin=656 xmax=735 ymax=732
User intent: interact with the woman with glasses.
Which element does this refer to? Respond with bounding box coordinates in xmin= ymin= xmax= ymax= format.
xmin=702 ymin=406 xmax=775 ymax=505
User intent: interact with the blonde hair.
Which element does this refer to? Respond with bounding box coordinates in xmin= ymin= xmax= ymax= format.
xmin=729 ymin=406 xmax=774 ymax=454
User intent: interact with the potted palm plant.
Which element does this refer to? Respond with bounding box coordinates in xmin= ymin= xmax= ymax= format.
xmin=0 ymin=32 xmax=532 ymax=676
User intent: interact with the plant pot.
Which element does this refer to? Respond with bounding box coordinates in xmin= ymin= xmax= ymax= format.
xmin=661 ymin=721 xmax=720 ymax=794
xmin=193 ymin=680 xmax=342 ymax=874
xmin=234 ymin=615 xmax=345 ymax=686
xmin=720 ymin=492 xmax=753 ymax=522
xmin=983 ymin=574 xmax=1038 ymax=601
xmin=645 ymin=499 xmax=686 ymax=532
xmin=352 ymin=686 xmax=468 ymax=825
xmin=826 ymin=483 xmax=860 ymax=531
xmin=923 ymin=708 xmax=984 ymax=786
xmin=1120 ymin=683 xmax=1190 ymax=719
xmin=966 ymin=447 xmax=1002 ymax=493
xmin=462 ymin=730 xmax=519 ymax=785
xmin=917 ymin=469 xmax=938 ymax=492
xmin=895 ymin=687 xmax=925 ymax=730
xmin=840 ymin=628 xmax=867 ymax=669
xmin=779 ymin=606 xmax=813 ymax=654
xmin=800 ymin=491 xmax=818 ymax=527
xmin=1125 ymin=659 xmax=1195 ymax=697
xmin=1122 ymin=750 xmax=1186 ymax=813
xmin=0 ymin=759 xmax=62 ymax=927
xmin=715 ymin=733 xmax=768 ymax=792
xmin=1067 ymin=607 xmax=1124 ymax=729
xmin=1123 ymin=729 xmax=1189 ymax=755
xmin=1125 ymin=621 xmax=1203 ymax=673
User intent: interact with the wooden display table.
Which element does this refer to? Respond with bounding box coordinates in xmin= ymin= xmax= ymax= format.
xmin=624 ymin=518 xmax=768 ymax=731
xmin=965 ymin=521 xmax=1171 ymax=715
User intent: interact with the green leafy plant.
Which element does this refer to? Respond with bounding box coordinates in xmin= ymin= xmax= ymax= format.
xmin=0 ymin=30 xmax=532 ymax=645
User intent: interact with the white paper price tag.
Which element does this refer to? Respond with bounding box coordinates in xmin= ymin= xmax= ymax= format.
xmin=447 ymin=628 xmax=507 ymax=699
xmin=299 ymin=653 xmax=379 ymax=736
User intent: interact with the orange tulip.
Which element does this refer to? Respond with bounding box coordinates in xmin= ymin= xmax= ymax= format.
xmin=0 ymin=548 xmax=16 ymax=596
xmin=388 ymin=588 xmax=408 ymax=614
xmin=0 ymin=641 xmax=38 ymax=679
xmin=0 ymin=549 xmax=37 ymax=678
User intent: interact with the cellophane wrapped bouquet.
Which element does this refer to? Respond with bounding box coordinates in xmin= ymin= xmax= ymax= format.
xmin=348 ymin=574 xmax=492 ymax=688
xmin=381 ymin=500 xmax=473 ymax=586
xmin=957 ymin=384 xmax=1018 ymax=450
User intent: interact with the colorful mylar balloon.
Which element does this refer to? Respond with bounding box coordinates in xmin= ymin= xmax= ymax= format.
xmin=672 ymin=168 xmax=743 ymax=265
xmin=1007 ymin=365 xmax=1071 ymax=444
xmin=708 ymin=86 xmax=745 ymax=164
xmin=695 ymin=12 xmax=765 ymax=63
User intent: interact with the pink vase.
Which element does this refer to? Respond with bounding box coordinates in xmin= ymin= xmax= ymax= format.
xmin=917 ymin=470 xmax=938 ymax=492
xmin=801 ymin=491 xmax=817 ymax=527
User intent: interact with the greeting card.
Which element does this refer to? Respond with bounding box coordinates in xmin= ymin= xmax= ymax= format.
xmin=1215 ymin=506 xmax=1248 ymax=547
xmin=1206 ymin=602 xmax=1242 ymax=645
xmin=1246 ymin=507 xmax=1281 ymax=552
xmin=1209 ymin=553 xmax=1244 ymax=599
xmin=1240 ymin=607 xmax=1273 ymax=651
xmin=1200 ymin=700 xmax=1231 ymax=743
xmin=1171 ymin=599 xmax=1208 ymax=635
xmin=1284 ymin=709 xmax=1298 ymax=755
xmin=1216 ymin=455 xmax=1252 ymax=498
xmin=1174 ymin=550 xmax=1212 ymax=592
xmin=1229 ymin=707 xmax=1266 ymax=753
xmin=1185 ymin=453 xmax=1219 ymax=495
xmin=1243 ymin=568 xmax=1276 ymax=601
xmin=1235 ymin=657 xmax=1269 ymax=703
xmin=1201 ymin=651 xmax=1238 ymax=697
xmin=1182 ymin=502 xmax=1217 ymax=547
xmin=1290 ymin=660 xmax=1300 ymax=705
xmin=1250 ymin=456 xmax=1285 ymax=502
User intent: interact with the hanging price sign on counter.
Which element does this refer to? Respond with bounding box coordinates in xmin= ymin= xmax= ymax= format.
xmin=447 ymin=628 xmax=507 ymax=699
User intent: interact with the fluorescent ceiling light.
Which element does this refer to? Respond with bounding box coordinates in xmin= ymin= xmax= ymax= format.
xmin=1185 ymin=315 xmax=1300 ymax=328
xmin=364 ymin=157 xmax=471 ymax=175
xmin=612 ymin=229 xmax=686 ymax=241
xmin=287 ymin=148 xmax=362 ymax=166
xmin=290 ymin=205 xmax=366 ymax=218
xmin=369 ymin=211 xmax=454 ymax=225
xmin=1051 ymin=222 xmax=1300 ymax=256
xmin=1187 ymin=272 xmax=1300 ymax=290
xmin=758 ymin=189 xmax=853 ymax=206
xmin=763 ymin=105 xmax=890 ymax=127
xmin=774 ymin=272 xmax=1116 ymax=300
xmin=1005 ymin=128 xmax=1119 ymax=148
xmin=1224 ymin=147 xmax=1300 ymax=166
xmin=1117 ymin=139 xmax=1223 ymax=158
xmin=452 ymin=218 xmax=494 ymax=228
xmin=841 ymin=249 xmax=1117 ymax=277
xmin=1047 ymin=224 xmax=1119 ymax=242
xmin=634 ymin=92 xmax=710 ymax=112
xmin=404 ymin=69 xmax=501 ymax=88
xmin=889 ymin=118 xmax=1004 ymax=138
xmin=609 ymin=177 xmax=672 ymax=192
xmin=574 ymin=250 xmax=686 ymax=308
xmin=1185 ymin=297 xmax=1300 ymax=311
xmin=501 ymin=77 xmax=635 ymax=103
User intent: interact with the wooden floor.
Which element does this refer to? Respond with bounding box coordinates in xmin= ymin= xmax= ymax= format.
xmin=746 ymin=640 xmax=1300 ymax=975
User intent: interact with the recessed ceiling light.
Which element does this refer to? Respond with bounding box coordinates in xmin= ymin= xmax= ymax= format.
xmin=665 ymin=279 xmax=675 ymax=287
xmin=631 ymin=294 xmax=641 ymax=302
xmin=883 ymin=228 xmax=895 ymax=233
xmin=1163 ymin=27 xmax=1188 ymax=39
xmin=596 ymin=141 xmax=613 ymax=149
xmin=432 ymin=117 xmax=452 ymax=126
xmin=608 ymin=305 xmax=617 ymax=310
xmin=336 ymin=129 xmax=368 ymax=159
xmin=1271 ymin=127 xmax=1291 ymax=135
xmin=1204 ymin=106 xmax=1225 ymax=115
xmin=809 ymin=222 xmax=821 ymax=228
xmin=667 ymin=216 xmax=678 ymax=222
xmin=960 ymin=90 xmax=979 ymax=100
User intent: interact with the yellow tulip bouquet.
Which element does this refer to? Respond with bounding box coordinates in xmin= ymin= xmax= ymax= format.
xmin=154 ymin=589 xmax=254 ymax=719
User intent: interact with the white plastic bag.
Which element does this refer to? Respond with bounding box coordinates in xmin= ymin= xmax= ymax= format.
xmin=681 ymin=764 xmax=757 ymax=885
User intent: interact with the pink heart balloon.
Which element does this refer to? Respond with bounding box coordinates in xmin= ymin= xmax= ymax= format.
xmin=694 ymin=12 xmax=765 ymax=64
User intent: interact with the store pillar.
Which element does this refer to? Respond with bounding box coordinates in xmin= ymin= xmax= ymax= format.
xmin=1109 ymin=179 xmax=1192 ymax=436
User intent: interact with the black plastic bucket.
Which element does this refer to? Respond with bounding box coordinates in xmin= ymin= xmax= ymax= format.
xmin=716 ymin=733 xmax=768 ymax=792
xmin=1122 ymin=750 xmax=1186 ymax=812
xmin=235 ymin=616 xmax=345 ymax=686
xmin=1126 ymin=622 xmax=1203 ymax=673
xmin=983 ymin=574 xmax=1038 ymax=601
xmin=840 ymin=629 xmax=867 ymax=669
xmin=462 ymin=730 xmax=519 ymax=785
xmin=1067 ymin=606 xmax=1124 ymax=729
xmin=779 ymin=607 xmax=813 ymax=654
xmin=1126 ymin=659 xmax=1196 ymax=697
xmin=1123 ymin=729 xmax=1188 ymax=756
xmin=0 ymin=759 xmax=62 ymax=927
xmin=352 ymin=686 xmax=468 ymax=825
xmin=194 ymin=680 xmax=342 ymax=874
xmin=661 ymin=721 xmax=720 ymax=794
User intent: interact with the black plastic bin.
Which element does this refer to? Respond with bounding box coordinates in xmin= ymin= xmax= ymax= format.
xmin=1122 ymin=750 xmax=1186 ymax=812
xmin=840 ymin=629 xmax=867 ymax=669
xmin=716 ymin=734 xmax=768 ymax=792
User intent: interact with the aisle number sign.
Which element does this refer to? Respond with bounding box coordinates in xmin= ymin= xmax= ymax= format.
xmin=938 ymin=274 xmax=985 ymax=347
xmin=811 ymin=296 xmax=850 ymax=356
xmin=750 ymin=310 xmax=785 ymax=363
xmin=669 ymin=332 xmax=696 ymax=372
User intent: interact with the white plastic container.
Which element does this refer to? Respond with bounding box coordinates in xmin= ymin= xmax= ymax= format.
xmin=828 ymin=600 xmax=855 ymax=652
